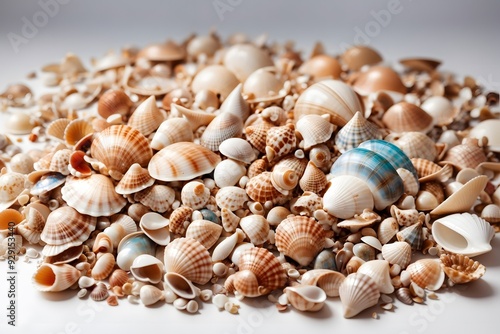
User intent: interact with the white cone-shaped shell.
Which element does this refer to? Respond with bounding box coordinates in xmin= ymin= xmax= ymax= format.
xmin=140 ymin=285 xmax=165 ymax=306
xmin=339 ymin=273 xmax=380 ymax=318
xmin=200 ymin=112 xmax=243 ymax=151
xmin=381 ymin=241 xmax=412 ymax=268
xmin=432 ymin=212 xmax=494 ymax=257
xmin=219 ymin=83 xmax=250 ymax=120
xmin=323 ymin=175 xmax=374 ymax=219
xmin=284 ymin=285 xmax=327 ymax=312
xmin=127 ymin=96 xmax=166 ymax=136
xmin=150 ymin=117 xmax=193 ymax=150
xmin=357 ymin=260 xmax=394 ymax=294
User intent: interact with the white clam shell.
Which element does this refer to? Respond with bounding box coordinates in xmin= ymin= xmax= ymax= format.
xmin=140 ymin=284 xmax=165 ymax=306
xmin=284 ymin=285 xmax=327 ymax=312
xmin=357 ymin=260 xmax=394 ymax=294
xmin=214 ymin=159 xmax=247 ymax=188
xmin=219 ymin=138 xmax=257 ymax=165
xmin=139 ymin=212 xmax=171 ymax=246
xmin=130 ymin=254 xmax=164 ymax=284
xmin=323 ymin=175 xmax=374 ymax=219
xmin=339 ymin=272 xmax=380 ymax=318
xmin=420 ymin=96 xmax=456 ymax=126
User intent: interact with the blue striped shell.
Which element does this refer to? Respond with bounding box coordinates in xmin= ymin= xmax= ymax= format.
xmin=330 ymin=148 xmax=404 ymax=210
xmin=358 ymin=139 xmax=418 ymax=181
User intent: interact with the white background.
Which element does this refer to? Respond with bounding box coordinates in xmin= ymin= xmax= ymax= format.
xmin=1 ymin=1 xmax=500 ymax=333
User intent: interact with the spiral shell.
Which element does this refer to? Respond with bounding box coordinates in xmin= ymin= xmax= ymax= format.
xmin=150 ymin=117 xmax=193 ymax=150
xmin=270 ymin=165 xmax=299 ymax=195
xmin=173 ymin=104 xmax=216 ymax=131
xmin=181 ymin=181 xmax=210 ymax=210
xmin=299 ymin=161 xmax=327 ymax=194
xmin=200 ymin=112 xmax=243 ymax=151
xmin=246 ymin=172 xmax=290 ymax=205
xmin=245 ymin=120 xmax=274 ymax=153
xmin=32 ymin=263 xmax=81 ymax=292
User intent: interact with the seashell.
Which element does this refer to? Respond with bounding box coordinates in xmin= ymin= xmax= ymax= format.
xmin=335 ymin=111 xmax=383 ymax=153
xmin=330 ymin=148 xmax=404 ymax=210
xmin=127 ymin=96 xmax=166 ymax=136
xmin=386 ymin=132 xmax=439 ymax=162
xmin=339 ymin=273 xmax=380 ymax=318
xmin=216 ymin=186 xmax=249 ymax=211
xmin=109 ymin=269 xmax=129 ymax=288
xmin=298 ymin=161 xmax=327 ymax=194
xmin=265 ymin=123 xmax=296 ymax=162
xmin=225 ymin=247 xmax=287 ymax=297
xmin=406 ymin=259 xmax=445 ymax=291
xmin=284 ymin=285 xmax=327 ymax=312
xmin=137 ymin=41 xmax=185 ymax=61
xmin=61 ymin=174 xmax=127 ymax=217
xmin=291 ymin=191 xmax=323 ymax=216
xmin=46 ymin=118 xmax=71 ymax=142
xmin=201 ymin=112 xmax=243 ymax=151
xmin=270 ymin=165 xmax=299 ymax=195
xmin=181 ymin=181 xmax=210 ymax=210
xmin=440 ymin=253 xmax=486 ymax=284
xmin=323 ymin=175 xmax=374 ymax=219
xmin=92 ymin=232 xmax=114 ymax=253
xmin=481 ymin=204 xmax=500 ymax=223
xmin=148 ymin=142 xmax=221 ymax=182
xmin=68 ymin=150 xmax=92 ymax=178
xmin=214 ymin=159 xmax=247 ymax=188
xmin=274 ymin=154 xmax=308 ymax=179
xmin=296 ymin=114 xmax=335 ymax=150
xmin=275 ymin=216 xmax=326 ymax=266
xmin=221 ymin=207 xmax=240 ymax=232
xmin=377 ymin=217 xmax=399 ymax=245
xmin=212 ymin=229 xmax=245 ymax=262
xmin=243 ymin=67 xmax=287 ymax=103
xmin=239 ymin=215 xmax=270 ymax=246
xmin=420 ymin=96 xmax=456 ymax=126
xmin=416 ymin=182 xmax=445 ymax=211
xmin=16 ymin=206 xmax=45 ymax=244
xmin=391 ymin=205 xmax=421 ymax=227
xmin=187 ymin=33 xmax=219 ymax=59
xmin=469 ymin=119 xmax=500 ymax=152
xmin=352 ymin=243 xmax=375 ymax=262
xmin=97 ymin=89 xmax=132 ymax=119
xmin=396 ymin=221 xmax=424 ymax=251
xmin=0 ymin=208 xmax=24 ymax=233
xmin=219 ymin=138 xmax=256 ymax=165
xmin=399 ymin=57 xmax=441 ymax=72
xmin=336 ymin=209 xmax=381 ymax=232
xmin=223 ymin=43 xmax=273 ymax=82
xmin=308 ymin=144 xmax=332 ymax=171
xmin=261 ymin=106 xmax=287 ymax=125
xmin=93 ymin=51 xmax=130 ymax=72
xmin=246 ymin=172 xmax=290 ymax=205
xmin=360 ymin=235 xmax=382 ymax=251
xmin=432 ymin=212 xmax=494 ymax=257
xmin=382 ymin=102 xmax=433 ymax=133
xmin=341 ymin=45 xmax=383 ymax=71
xmin=88 ymin=282 xmax=108 ymax=301
xmin=5 ymin=113 xmax=34 ymax=134
xmin=173 ymin=104 xmax=216 ymax=131
xmin=139 ymin=212 xmax=170 ymax=246
xmin=150 ymin=118 xmax=193 ymax=150
xmin=219 ymin=83 xmax=250 ymax=121
xmin=47 ymin=149 xmax=71 ymax=175
xmin=430 ymin=175 xmax=488 ymax=216
xmin=397 ymin=168 xmax=419 ymax=196
xmin=10 ymin=153 xmax=34 ymax=174
xmin=395 ymin=287 xmax=413 ymax=305
xmin=168 ymin=206 xmax=193 ymax=235
xmin=91 ymin=252 xmax=116 ymax=281
xmin=115 ymin=163 xmax=154 ymax=195
xmin=299 ymin=54 xmax=342 ymax=79
xmin=192 ymin=65 xmax=239 ymax=101
xmin=245 ymin=120 xmax=274 ymax=153
xmin=294 ymin=79 xmax=363 ymax=127
xmin=130 ymin=254 xmax=164 ymax=284
xmin=44 ymin=245 xmax=84 ymax=265
xmin=64 ymin=119 xmax=94 ymax=146
xmin=185 ymin=219 xmax=222 ymax=249
xmin=381 ymin=241 xmax=412 ymax=269
xmin=41 ymin=206 xmax=96 ymax=256
xmin=300 ymin=269 xmax=345 ymax=297
xmin=90 ymin=125 xmax=153 ymax=180
xmin=163 ymin=237 xmax=212 ymax=285
xmin=352 ymin=66 xmax=406 ymax=95
xmin=29 ymin=172 xmax=65 ymax=196
xmin=411 ymin=158 xmax=453 ymax=183
xmin=164 ymin=272 xmax=200 ymax=300
xmin=440 ymin=139 xmax=487 ymax=170
xmin=357 ymin=260 xmax=394 ymax=294
xmin=0 ymin=171 xmax=27 ymax=211
xmin=140 ymin=285 xmax=165 ymax=306
xmin=32 ymin=263 xmax=81 ymax=292
xmin=116 ymin=232 xmax=156 ymax=271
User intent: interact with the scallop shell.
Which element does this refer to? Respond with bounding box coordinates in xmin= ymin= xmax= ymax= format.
xmin=440 ymin=253 xmax=486 ymax=284
xmin=150 ymin=118 xmax=193 ymax=150
xmin=191 ymin=65 xmax=239 ymax=101
xmin=382 ymin=102 xmax=433 ymax=133
xmin=90 ymin=125 xmax=153 ymax=180
xmin=223 ymin=43 xmax=273 ymax=82
xmin=352 ymin=66 xmax=406 ymax=95
xmin=61 ymin=174 xmax=127 ymax=217
xmin=481 ymin=204 xmax=500 ymax=223
xmin=46 ymin=118 xmax=71 ymax=142
xmin=109 ymin=269 xmax=129 ymax=288
xmin=91 ymin=252 xmax=116 ymax=281
xmin=130 ymin=254 xmax=164 ymax=284
xmin=173 ymin=104 xmax=216 ymax=131
xmin=90 ymin=282 xmax=109 ymax=301
xmin=115 ymin=163 xmax=154 ymax=195
xmin=381 ymin=241 xmax=412 ymax=269
xmin=335 ymin=111 xmax=383 ymax=153
xmin=284 ymin=285 xmax=327 ymax=312
xmin=181 ymin=181 xmax=210 ymax=210
xmin=299 ymin=161 xmax=327 ymax=194
xmin=406 ymin=259 xmax=445 ymax=291
xmin=32 ymin=263 xmax=81 ymax=292
xmin=339 ymin=272 xmax=380 ymax=318
xmin=296 ymin=114 xmax=335 ymax=150
xmin=239 ymin=215 xmax=270 ymax=246
xmin=323 ymin=175 xmax=374 ymax=219
xmin=216 ymin=186 xmax=249 ymax=211
xmin=377 ymin=217 xmax=399 ymax=245
xmin=275 ymin=215 xmax=326 ymax=266
xmin=245 ymin=120 xmax=274 ymax=153
xmin=247 ymin=158 xmax=268 ymax=179
xmin=245 ymin=172 xmax=290 ymax=205
xmin=396 ymin=221 xmax=424 ymax=251
xmin=185 ymin=219 xmax=222 ymax=249
xmin=139 ymin=212 xmax=170 ymax=246
xmin=64 ymin=119 xmax=94 ymax=146
xmin=163 ymin=237 xmax=212 ymax=285
xmin=134 ymin=184 xmax=176 ymax=213
xmin=148 ymin=142 xmax=221 ymax=182
xmin=411 ymin=158 xmax=453 ymax=183
xmin=200 ymin=112 xmax=243 ymax=151
xmin=386 ymin=132 xmax=439 ymax=161
xmin=294 ymin=79 xmax=363 ymax=126
xmin=440 ymin=140 xmax=487 ymax=170
xmin=300 ymin=269 xmax=345 ymax=297
xmin=219 ymin=138 xmax=257 ymax=164
xmin=432 ymin=212 xmax=494 ymax=257
xmin=265 ymin=123 xmax=296 ymax=162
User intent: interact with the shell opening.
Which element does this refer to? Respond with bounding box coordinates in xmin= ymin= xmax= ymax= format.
xmin=432 ymin=223 xmax=467 ymax=252
xmin=33 ymin=265 xmax=56 ymax=287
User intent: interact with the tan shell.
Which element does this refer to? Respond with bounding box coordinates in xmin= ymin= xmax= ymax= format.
xmin=48 ymin=149 xmax=71 ymax=175
xmin=134 ymin=185 xmax=176 ymax=213
xmin=32 ymin=263 xmax=81 ymax=292
xmin=246 ymin=172 xmax=290 ymax=205
xmin=406 ymin=259 xmax=445 ymax=291
xmin=115 ymin=163 xmax=154 ymax=195
xmin=377 ymin=217 xmax=399 ymax=245
xmin=352 ymin=66 xmax=406 ymax=95
xmin=299 ymin=161 xmax=327 ymax=194
xmin=139 ymin=284 xmax=165 ymax=306
xmin=127 ymin=96 xmax=166 ymax=136
xmin=64 ymin=119 xmax=94 ymax=146
xmin=296 ymin=114 xmax=335 ymax=150
xmin=300 ymin=269 xmax=346 ymax=297
xmin=148 ymin=142 xmax=221 ymax=182
xmin=46 ymin=118 xmax=71 ymax=142
xmin=163 ymin=237 xmax=212 ymax=285
xmin=181 ymin=181 xmax=210 ymax=210
xmin=386 ymin=132 xmax=439 ymax=161
xmin=411 ymin=158 xmax=453 ymax=183
xmin=109 ymin=269 xmax=130 ymax=288
xmin=239 ymin=214 xmax=270 ymax=245
xmin=200 ymin=112 xmax=243 ymax=151
xmin=173 ymin=104 xmax=216 ymax=131
xmin=215 ymin=186 xmax=249 ymax=211
xmin=168 ymin=206 xmax=193 ymax=235
xmin=91 ymin=252 xmax=116 ymax=281
xmin=137 ymin=41 xmax=185 ymax=61
xmin=382 ymin=102 xmax=433 ymax=133
xmin=97 ymin=89 xmax=132 ymax=119
xmin=341 ymin=45 xmax=383 ymax=71
xmin=440 ymin=139 xmax=487 ymax=170
xmin=275 ymin=215 xmax=326 ymax=266
xmin=223 ymin=43 xmax=273 ymax=82
xmin=61 ymin=174 xmax=127 ymax=217
xmin=440 ymin=253 xmax=486 ymax=284
xmin=16 ymin=206 xmax=46 ymax=244
xmin=299 ymin=54 xmax=342 ymax=79
xmin=243 ymin=67 xmax=287 ymax=103
xmin=185 ymin=219 xmax=222 ymax=249
xmin=191 ymin=65 xmax=239 ymax=101
xmin=150 ymin=117 xmax=193 ymax=150
xmin=339 ymin=273 xmax=380 ymax=318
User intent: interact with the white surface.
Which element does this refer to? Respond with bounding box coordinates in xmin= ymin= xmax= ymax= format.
xmin=1 ymin=1 xmax=500 ymax=333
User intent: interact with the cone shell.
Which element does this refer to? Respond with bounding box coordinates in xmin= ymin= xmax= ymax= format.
xmin=200 ymin=112 xmax=243 ymax=151
xmin=284 ymin=285 xmax=327 ymax=312
xmin=115 ymin=163 xmax=154 ymax=195
xmin=61 ymin=174 xmax=127 ymax=217
xmin=134 ymin=184 xmax=176 ymax=213
xmin=265 ymin=123 xmax=296 ymax=162
xmin=440 ymin=253 xmax=486 ymax=284
xmin=339 ymin=272 xmax=380 ymax=318
xmin=239 ymin=215 xmax=270 ymax=245
xmin=275 ymin=216 xmax=326 ymax=266
xmin=150 ymin=118 xmax=193 ymax=150
xmin=335 ymin=111 xmax=382 ymax=153
xmin=185 ymin=219 xmax=222 ymax=249
xmin=32 ymin=263 xmax=81 ymax=292
xmin=323 ymin=175 xmax=374 ymax=219
xmin=300 ymin=269 xmax=345 ymax=297
xmin=64 ymin=119 xmax=94 ymax=146
xmin=299 ymin=161 xmax=327 ymax=194
xmin=296 ymin=114 xmax=335 ymax=150
xmin=246 ymin=172 xmax=290 ymax=205
xmin=381 ymin=241 xmax=412 ymax=268
xmin=352 ymin=66 xmax=406 ymax=95
xmin=163 ymin=237 xmax=212 ymax=285
xmin=127 ymin=96 xmax=166 ymax=136
xmin=382 ymin=102 xmax=433 ymax=133
xmin=219 ymin=83 xmax=250 ymax=121
xmin=294 ymin=79 xmax=363 ymax=126
xmin=148 ymin=142 xmax=221 ymax=182
xmin=406 ymin=258 xmax=445 ymax=291
xmin=90 ymin=125 xmax=153 ymax=180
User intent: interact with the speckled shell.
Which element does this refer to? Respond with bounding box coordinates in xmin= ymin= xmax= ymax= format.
xmin=411 ymin=158 xmax=453 ymax=183
xmin=300 ymin=269 xmax=346 ymax=297
xmin=163 ymin=237 xmax=212 ymax=285
xmin=32 ymin=263 xmax=81 ymax=292
xmin=296 ymin=114 xmax=335 ymax=150
xmin=440 ymin=253 xmax=486 ymax=284
xmin=0 ymin=172 xmax=27 ymax=210
xmin=265 ymin=123 xmax=296 ymax=162
xmin=299 ymin=161 xmax=327 ymax=194
xmin=16 ymin=206 xmax=45 ymax=244
xmin=191 ymin=65 xmax=239 ymax=101
xmin=115 ymin=163 xmax=154 ymax=195
xmin=134 ymin=184 xmax=176 ymax=213
xmin=406 ymin=259 xmax=445 ymax=291
xmin=386 ymin=132 xmax=438 ymax=161
xmin=381 ymin=241 xmax=412 ymax=269
xmin=200 ymin=112 xmax=243 ymax=151
xmin=64 ymin=119 xmax=94 ymax=146
xmin=90 ymin=125 xmax=153 ymax=180
xmin=150 ymin=117 xmax=193 ymax=150
xmin=215 ymin=186 xmax=249 ymax=211
xmin=181 ymin=181 xmax=210 ymax=210
xmin=335 ymin=111 xmax=382 ymax=153
xmin=352 ymin=66 xmax=406 ymax=95
xmin=185 ymin=219 xmax=222 ymax=249
xmin=48 ymin=149 xmax=71 ymax=175
xmin=127 ymin=96 xmax=166 ymax=136
xmin=148 ymin=142 xmax=221 ymax=182
xmin=382 ymin=102 xmax=433 ymax=133
xmin=330 ymin=148 xmax=404 ymax=210
xmin=245 ymin=120 xmax=274 ymax=153
xmin=339 ymin=272 xmax=380 ymax=318
xmin=61 ymin=174 xmax=127 ymax=217
xmin=275 ymin=216 xmax=326 ymax=266
xmin=239 ymin=215 xmax=270 ymax=245
xmin=294 ymin=79 xmax=363 ymax=127
xmin=246 ymin=172 xmax=290 ymax=205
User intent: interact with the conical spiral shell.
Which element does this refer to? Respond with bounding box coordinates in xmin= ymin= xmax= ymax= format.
xmin=115 ymin=163 xmax=154 ymax=195
xmin=127 ymin=95 xmax=166 ymax=136
xmin=185 ymin=219 xmax=222 ymax=249
xmin=245 ymin=120 xmax=274 ymax=153
xmin=339 ymin=272 xmax=380 ymax=318
xmin=265 ymin=123 xmax=296 ymax=162
xmin=150 ymin=117 xmax=193 ymax=150
xmin=271 ymin=166 xmax=299 ymax=194
xmin=32 ymin=263 xmax=81 ymax=292
xmin=181 ymin=181 xmax=210 ymax=210
xmin=335 ymin=111 xmax=382 ymax=153
xmin=200 ymin=112 xmax=243 ymax=151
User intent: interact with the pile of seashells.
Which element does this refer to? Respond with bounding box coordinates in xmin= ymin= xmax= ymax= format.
xmin=1 ymin=32 xmax=500 ymax=318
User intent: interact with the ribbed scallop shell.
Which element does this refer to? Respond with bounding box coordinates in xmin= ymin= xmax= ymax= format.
xmin=265 ymin=123 xmax=296 ymax=162
xmin=299 ymin=161 xmax=327 ymax=194
xmin=440 ymin=140 xmax=487 ymax=170
xmin=46 ymin=118 xmax=71 ymax=142
xmin=382 ymin=102 xmax=433 ymax=133
xmin=323 ymin=175 xmax=374 ymax=219
xmin=294 ymin=79 xmax=363 ymax=126
xmin=134 ymin=184 xmax=175 ymax=213
xmin=239 ymin=215 xmax=270 ymax=245
xmin=440 ymin=253 xmax=486 ymax=284
xmin=219 ymin=138 xmax=257 ymax=165
xmin=245 ymin=120 xmax=274 ymax=153
xmin=381 ymin=241 xmax=412 ymax=268
xmin=246 ymin=172 xmax=290 ymax=205
xmin=275 ymin=215 xmax=326 ymax=266
xmin=115 ymin=163 xmax=154 ymax=195
xmin=127 ymin=96 xmax=166 ymax=136
xmin=64 ymin=119 xmax=94 ymax=146
xmin=148 ymin=142 xmax=221 ymax=182
xmin=411 ymin=158 xmax=453 ymax=183
xmin=215 ymin=186 xmax=248 ymax=211
xmin=200 ymin=112 xmax=243 ymax=151
xmin=357 ymin=260 xmax=394 ymax=294
xmin=377 ymin=217 xmax=399 ymax=245
xmin=32 ymin=263 xmax=81 ymax=292
xmin=335 ymin=111 xmax=382 ymax=153
xmin=150 ymin=117 xmax=193 ymax=150
xmin=90 ymin=125 xmax=153 ymax=180
xmin=339 ymin=273 xmax=380 ymax=318
xmin=61 ymin=174 xmax=127 ymax=217
xmin=185 ymin=219 xmax=222 ymax=249
xmin=406 ymin=259 xmax=445 ymax=291
xmin=296 ymin=114 xmax=335 ymax=150
xmin=386 ymin=132 xmax=438 ymax=161
xmin=330 ymin=148 xmax=404 ymax=210
xmin=163 ymin=237 xmax=212 ymax=285
xmin=300 ymin=269 xmax=346 ymax=297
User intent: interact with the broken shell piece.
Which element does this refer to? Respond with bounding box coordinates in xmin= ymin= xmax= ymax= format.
xmin=440 ymin=253 xmax=486 ymax=284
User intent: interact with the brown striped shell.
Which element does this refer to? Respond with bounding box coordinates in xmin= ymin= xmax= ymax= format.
xmin=168 ymin=206 xmax=193 ymax=235
xmin=406 ymin=259 xmax=445 ymax=291
xmin=64 ymin=119 xmax=94 ymax=146
xmin=115 ymin=163 xmax=154 ymax=195
xmin=382 ymin=102 xmax=433 ymax=133
xmin=127 ymin=96 xmax=166 ymax=136
xmin=185 ymin=219 xmax=222 ymax=249
xmin=440 ymin=139 xmax=487 ymax=170
xmin=245 ymin=172 xmax=290 ymax=205
xmin=200 ymin=112 xmax=243 ymax=151
xmin=411 ymin=158 xmax=453 ymax=183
